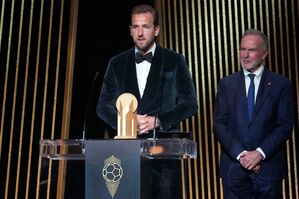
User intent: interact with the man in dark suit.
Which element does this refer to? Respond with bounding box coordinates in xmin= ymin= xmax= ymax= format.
xmin=213 ymin=29 xmax=294 ymax=199
xmin=97 ymin=4 xmax=197 ymax=199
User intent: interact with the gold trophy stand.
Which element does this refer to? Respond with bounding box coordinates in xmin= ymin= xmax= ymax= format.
xmin=114 ymin=93 xmax=138 ymax=139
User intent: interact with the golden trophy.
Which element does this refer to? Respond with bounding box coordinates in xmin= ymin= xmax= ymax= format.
xmin=115 ymin=93 xmax=138 ymax=139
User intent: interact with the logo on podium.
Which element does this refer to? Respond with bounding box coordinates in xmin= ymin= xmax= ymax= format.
xmin=102 ymin=155 xmax=123 ymax=198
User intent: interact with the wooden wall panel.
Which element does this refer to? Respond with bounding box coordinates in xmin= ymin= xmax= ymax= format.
xmin=0 ymin=0 xmax=75 ymax=198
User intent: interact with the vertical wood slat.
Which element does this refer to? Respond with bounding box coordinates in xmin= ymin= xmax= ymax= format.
xmin=0 ymin=0 xmax=9 ymax=161
xmin=265 ymin=0 xmax=272 ymax=69
xmin=14 ymin=0 xmax=26 ymax=198
xmin=191 ymin=0 xmax=200 ymax=198
xmin=0 ymin=0 xmax=6 ymax=53
xmin=0 ymin=0 xmax=6 ymax=163
xmin=259 ymin=0 xmax=264 ymax=32
xmin=222 ymin=0 xmax=229 ymax=77
xmin=57 ymin=0 xmax=79 ymax=198
xmin=234 ymin=0 xmax=240 ymax=68
xmin=189 ymin=0 xmax=198 ymax=197
xmin=24 ymin=0 xmax=35 ymax=198
xmin=209 ymin=0 xmax=219 ymax=197
xmin=154 ymin=0 xmax=163 ymax=45
xmin=253 ymin=0 xmax=257 ymax=28
xmin=34 ymin=0 xmax=45 ymax=197
xmin=4 ymin=0 xmax=16 ymax=199
xmin=178 ymin=0 xmax=185 ymax=55
xmin=42 ymin=1 xmax=55 ymax=199
xmin=195 ymin=1 xmax=205 ymax=198
xmin=271 ymin=0 xmax=278 ymax=71
xmin=166 ymin=0 xmax=172 ymax=50
xmin=203 ymin=0 xmax=212 ymax=198
xmin=228 ymin=0 xmax=236 ymax=73
xmin=246 ymin=0 xmax=251 ymax=28
xmin=61 ymin=0 xmax=78 ymax=139
xmin=161 ymin=0 xmax=167 ymax=47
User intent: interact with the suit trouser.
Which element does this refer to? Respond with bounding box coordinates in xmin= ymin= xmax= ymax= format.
xmin=141 ymin=159 xmax=182 ymax=199
xmin=222 ymin=174 xmax=282 ymax=199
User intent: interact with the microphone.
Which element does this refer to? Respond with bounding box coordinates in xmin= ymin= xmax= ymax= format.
xmin=82 ymin=71 xmax=99 ymax=141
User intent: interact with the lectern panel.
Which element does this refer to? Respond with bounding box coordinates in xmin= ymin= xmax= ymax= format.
xmin=39 ymin=138 xmax=197 ymax=199
xmin=85 ymin=140 xmax=140 ymax=199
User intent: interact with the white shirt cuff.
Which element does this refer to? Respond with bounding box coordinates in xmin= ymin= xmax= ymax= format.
xmin=256 ymin=147 xmax=266 ymax=159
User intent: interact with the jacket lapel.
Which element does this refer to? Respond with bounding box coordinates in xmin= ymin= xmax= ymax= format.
xmin=235 ymin=71 xmax=248 ymax=120
xmin=138 ymin=46 xmax=163 ymax=113
xmin=252 ymin=68 xmax=272 ymax=119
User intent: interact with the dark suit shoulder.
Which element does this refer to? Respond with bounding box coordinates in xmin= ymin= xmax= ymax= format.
xmin=262 ymin=69 xmax=292 ymax=92
xmin=155 ymin=46 xmax=186 ymax=72
xmin=159 ymin=46 xmax=184 ymax=58
xmin=266 ymin=69 xmax=291 ymax=82
xmin=109 ymin=48 xmax=134 ymax=64
xmin=219 ymin=70 xmax=243 ymax=82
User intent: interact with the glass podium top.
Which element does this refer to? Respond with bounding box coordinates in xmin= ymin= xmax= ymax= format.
xmin=40 ymin=138 xmax=197 ymax=160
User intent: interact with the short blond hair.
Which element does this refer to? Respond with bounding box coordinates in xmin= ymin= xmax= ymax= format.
xmin=242 ymin=29 xmax=269 ymax=50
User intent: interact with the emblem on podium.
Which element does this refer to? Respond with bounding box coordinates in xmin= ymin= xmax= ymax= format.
xmin=102 ymin=155 xmax=123 ymax=198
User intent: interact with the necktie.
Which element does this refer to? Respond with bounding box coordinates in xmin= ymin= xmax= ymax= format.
xmin=247 ymin=74 xmax=255 ymax=119
xmin=135 ymin=52 xmax=152 ymax=63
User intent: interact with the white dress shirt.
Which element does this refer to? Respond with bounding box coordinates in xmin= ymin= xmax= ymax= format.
xmin=237 ymin=65 xmax=266 ymax=160
xmin=135 ymin=43 xmax=156 ymax=98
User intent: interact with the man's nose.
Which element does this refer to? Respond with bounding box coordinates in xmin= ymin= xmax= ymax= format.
xmin=242 ymin=50 xmax=249 ymax=57
xmin=138 ymin=28 xmax=143 ymax=36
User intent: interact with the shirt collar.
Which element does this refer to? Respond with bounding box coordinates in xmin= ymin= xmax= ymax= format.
xmin=243 ymin=64 xmax=264 ymax=78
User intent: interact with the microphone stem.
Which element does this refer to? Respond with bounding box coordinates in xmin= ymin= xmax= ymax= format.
xmin=82 ymin=129 xmax=86 ymax=141
xmin=82 ymin=72 xmax=99 ymax=141
xmin=153 ymin=116 xmax=157 ymax=139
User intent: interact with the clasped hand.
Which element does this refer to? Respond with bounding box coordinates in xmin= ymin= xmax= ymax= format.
xmin=137 ymin=114 xmax=156 ymax=134
xmin=239 ymin=150 xmax=263 ymax=174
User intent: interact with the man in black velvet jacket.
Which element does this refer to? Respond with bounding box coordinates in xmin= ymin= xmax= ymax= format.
xmin=97 ymin=4 xmax=197 ymax=199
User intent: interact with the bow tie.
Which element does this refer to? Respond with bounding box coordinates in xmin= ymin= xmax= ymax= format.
xmin=135 ymin=52 xmax=152 ymax=63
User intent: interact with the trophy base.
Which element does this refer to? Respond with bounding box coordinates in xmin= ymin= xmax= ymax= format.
xmin=114 ymin=135 xmax=137 ymax=139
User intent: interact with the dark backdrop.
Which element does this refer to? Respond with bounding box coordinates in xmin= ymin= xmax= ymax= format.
xmin=70 ymin=0 xmax=154 ymax=139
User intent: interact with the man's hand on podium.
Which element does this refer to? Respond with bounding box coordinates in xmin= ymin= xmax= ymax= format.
xmin=137 ymin=114 xmax=156 ymax=134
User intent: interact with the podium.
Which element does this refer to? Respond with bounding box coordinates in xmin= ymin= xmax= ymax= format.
xmin=39 ymin=138 xmax=197 ymax=199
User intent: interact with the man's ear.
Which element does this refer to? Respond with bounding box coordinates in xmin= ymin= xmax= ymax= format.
xmin=154 ymin=26 xmax=160 ymax=36
xmin=262 ymin=50 xmax=269 ymax=60
xmin=129 ymin=26 xmax=132 ymax=36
